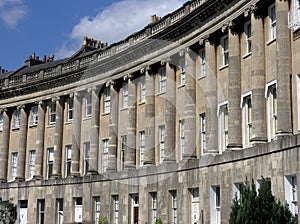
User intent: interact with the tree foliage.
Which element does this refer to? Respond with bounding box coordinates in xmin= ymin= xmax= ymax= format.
xmin=0 ymin=198 xmax=16 ymax=224
xmin=229 ymin=177 xmax=298 ymax=224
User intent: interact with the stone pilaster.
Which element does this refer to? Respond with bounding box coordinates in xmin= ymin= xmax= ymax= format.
xmin=16 ymin=105 xmax=28 ymax=181
xmin=52 ymin=97 xmax=63 ymax=179
xmin=227 ymin=23 xmax=242 ymax=150
xmin=205 ymin=38 xmax=218 ymax=154
xmin=34 ymin=101 xmax=45 ymax=179
xmin=71 ymin=92 xmax=82 ymax=176
xmin=88 ymin=87 xmax=100 ymax=175
xmin=107 ymin=80 xmax=118 ymax=172
xmin=143 ymin=66 xmax=155 ymax=165
xmin=183 ymin=48 xmax=197 ymax=159
xmin=276 ymin=0 xmax=292 ymax=136
xmin=125 ymin=74 xmax=136 ymax=169
xmin=0 ymin=109 xmax=10 ymax=182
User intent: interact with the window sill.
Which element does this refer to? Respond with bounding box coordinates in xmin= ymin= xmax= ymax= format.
xmin=178 ymin=84 xmax=185 ymax=89
xmin=219 ymin=64 xmax=228 ymax=71
xmin=267 ymin=38 xmax=276 ymax=46
xmin=242 ymin=52 xmax=252 ymax=59
xmin=198 ymin=75 xmax=206 ymax=80
xmin=12 ymin=127 xmax=20 ymax=131
xmin=65 ymin=121 xmax=73 ymax=125
xmin=83 ymin=117 xmax=91 ymax=121
xmin=101 ymin=112 xmax=110 ymax=116
xmin=157 ymin=92 xmax=166 ymax=96
xmin=47 ymin=124 xmax=55 ymax=128
xmin=120 ymin=107 xmax=128 ymax=112
xmin=138 ymin=101 xmax=146 ymax=106
xmin=29 ymin=124 xmax=38 ymax=128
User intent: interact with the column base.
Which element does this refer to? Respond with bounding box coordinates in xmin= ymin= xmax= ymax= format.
xmin=87 ymin=170 xmax=99 ymax=176
xmin=14 ymin=177 xmax=24 ymax=182
xmin=276 ymin=130 xmax=293 ymax=137
xmin=143 ymin=161 xmax=155 ymax=166
xmin=182 ymin=154 xmax=197 ymax=160
xmin=33 ymin=175 xmax=43 ymax=180
xmin=124 ymin=164 xmax=136 ymax=169
xmin=250 ymin=137 xmax=268 ymax=144
xmin=70 ymin=172 xmax=81 ymax=178
xmin=227 ymin=143 xmax=243 ymax=151
xmin=203 ymin=150 xmax=219 ymax=155
xmin=0 ymin=179 xmax=7 ymax=183
xmin=50 ymin=174 xmax=61 ymax=179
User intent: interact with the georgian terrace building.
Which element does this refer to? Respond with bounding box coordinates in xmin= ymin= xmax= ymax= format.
xmin=0 ymin=0 xmax=300 ymax=223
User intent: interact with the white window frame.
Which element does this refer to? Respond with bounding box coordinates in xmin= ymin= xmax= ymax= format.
xmin=65 ymin=145 xmax=72 ymax=177
xmin=191 ymin=188 xmax=200 ymax=224
xmin=159 ymin=67 xmax=167 ymax=93
xmin=123 ymin=83 xmax=128 ymax=108
xmin=297 ymin=74 xmax=300 ymax=131
xmin=46 ymin=148 xmax=54 ymax=179
xmin=221 ymin=36 xmax=229 ymax=67
xmin=233 ymin=183 xmax=243 ymax=201
xmin=244 ymin=21 xmax=252 ymax=54
xmin=49 ymin=103 xmax=56 ymax=125
xmin=120 ymin=135 xmax=127 ymax=170
xmin=140 ymin=76 xmax=146 ymax=103
xmin=74 ymin=198 xmax=83 ymax=223
xmin=268 ymin=4 xmax=276 ymax=41
xmin=28 ymin=150 xmax=36 ymax=179
xmin=14 ymin=109 xmax=21 ymax=128
xmin=199 ymin=48 xmax=206 ymax=78
xmin=0 ymin=112 xmax=3 ymax=131
xmin=241 ymin=92 xmax=252 ymax=147
xmin=102 ymin=139 xmax=109 ymax=173
xmin=210 ymin=185 xmax=221 ymax=224
xmin=37 ymin=199 xmax=45 ymax=224
xmin=104 ymin=88 xmax=111 ymax=113
xmin=171 ymin=190 xmax=177 ymax=224
xmin=31 ymin=105 xmax=39 ymax=126
xmin=179 ymin=58 xmax=186 ymax=86
xmin=265 ymin=81 xmax=277 ymax=141
xmin=289 ymin=0 xmax=300 ymax=31
xmin=151 ymin=192 xmax=157 ymax=223
xmin=11 ymin=152 xmax=18 ymax=181
xmin=67 ymin=98 xmax=74 ymax=122
xmin=131 ymin=194 xmax=139 ymax=224
xmin=139 ymin=131 xmax=145 ymax=166
xmin=218 ymin=102 xmax=228 ymax=153
xmin=159 ymin=125 xmax=165 ymax=163
xmin=200 ymin=113 xmax=206 ymax=153
xmin=83 ymin=142 xmax=90 ymax=175
xmin=179 ymin=119 xmax=185 ymax=159
xmin=94 ymin=196 xmax=101 ymax=224
xmin=56 ymin=199 xmax=64 ymax=224
xmin=113 ymin=195 xmax=119 ymax=224
xmin=285 ymin=175 xmax=298 ymax=216
xmin=85 ymin=94 xmax=92 ymax=117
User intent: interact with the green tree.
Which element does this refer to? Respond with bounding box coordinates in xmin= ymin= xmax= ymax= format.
xmin=229 ymin=177 xmax=297 ymax=224
xmin=0 ymin=198 xmax=16 ymax=224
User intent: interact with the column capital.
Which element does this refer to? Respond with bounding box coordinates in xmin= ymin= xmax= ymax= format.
xmin=199 ymin=34 xmax=210 ymax=46
xmin=179 ymin=47 xmax=190 ymax=57
xmin=140 ymin=65 xmax=151 ymax=74
xmin=123 ymin=73 xmax=133 ymax=81
xmin=222 ymin=21 xmax=235 ymax=33
xmin=244 ymin=4 xmax=258 ymax=17
xmin=17 ymin=104 xmax=25 ymax=110
xmin=160 ymin=57 xmax=172 ymax=66
xmin=87 ymin=86 xmax=98 ymax=94
xmin=0 ymin=108 xmax=8 ymax=113
xmin=51 ymin=96 xmax=60 ymax=103
xmin=106 ymin=79 xmax=115 ymax=88
xmin=34 ymin=100 xmax=44 ymax=106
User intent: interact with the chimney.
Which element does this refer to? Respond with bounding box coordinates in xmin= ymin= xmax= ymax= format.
xmin=151 ymin=15 xmax=160 ymax=23
xmin=83 ymin=36 xmax=88 ymax=46
xmin=32 ymin=52 xmax=36 ymax=59
xmin=43 ymin=55 xmax=47 ymax=63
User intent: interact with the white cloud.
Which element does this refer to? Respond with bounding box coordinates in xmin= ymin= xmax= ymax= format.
xmin=0 ymin=0 xmax=27 ymax=28
xmin=56 ymin=0 xmax=187 ymax=59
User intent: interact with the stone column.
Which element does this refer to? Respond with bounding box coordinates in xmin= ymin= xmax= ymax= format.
xmin=227 ymin=22 xmax=242 ymax=150
xmin=125 ymin=74 xmax=136 ymax=169
xmin=204 ymin=37 xmax=218 ymax=154
xmin=248 ymin=6 xmax=268 ymax=143
xmin=16 ymin=105 xmax=28 ymax=181
xmin=71 ymin=92 xmax=82 ymax=176
xmin=276 ymin=0 xmax=292 ymax=136
xmin=34 ymin=101 xmax=45 ymax=179
xmin=52 ymin=97 xmax=63 ymax=178
xmin=0 ymin=109 xmax=10 ymax=182
xmin=107 ymin=80 xmax=118 ymax=172
xmin=143 ymin=66 xmax=155 ymax=165
xmin=164 ymin=60 xmax=176 ymax=162
xmin=88 ymin=87 xmax=100 ymax=175
xmin=183 ymin=48 xmax=197 ymax=159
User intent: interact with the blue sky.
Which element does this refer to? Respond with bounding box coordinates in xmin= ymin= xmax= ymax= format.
xmin=0 ymin=0 xmax=187 ymax=71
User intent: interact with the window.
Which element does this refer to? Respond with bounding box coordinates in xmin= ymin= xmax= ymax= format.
xmin=31 ymin=105 xmax=38 ymax=125
xmin=233 ymin=183 xmax=243 ymax=201
xmin=242 ymin=94 xmax=252 ymax=147
xmin=151 ymin=192 xmax=157 ymax=223
xmin=199 ymin=48 xmax=206 ymax=78
xmin=269 ymin=4 xmax=276 ymax=40
xmin=123 ymin=83 xmax=128 ymax=108
xmin=191 ymin=188 xmax=200 ymax=224
xmin=85 ymin=94 xmax=92 ymax=117
xmin=140 ymin=76 xmax=146 ymax=103
xmin=28 ymin=150 xmax=36 ymax=179
xmin=65 ymin=145 xmax=72 ymax=177
xmin=218 ymin=103 xmax=228 ymax=152
xmin=121 ymin=135 xmax=127 ymax=170
xmin=289 ymin=0 xmax=300 ymax=30
xmin=179 ymin=58 xmax=186 ymax=85
xmin=37 ymin=199 xmax=45 ymax=224
xmin=159 ymin=125 xmax=165 ymax=163
xmin=56 ymin=199 xmax=64 ymax=224
xmin=11 ymin=152 xmax=18 ymax=180
xmin=94 ymin=197 xmax=101 ymax=224
xmin=46 ymin=148 xmax=54 ymax=179
xmin=103 ymin=139 xmax=109 ymax=172
xmin=170 ymin=190 xmax=177 ymax=224
xmin=74 ymin=198 xmax=83 ymax=223
xmin=14 ymin=109 xmax=20 ymax=128
xmin=113 ymin=195 xmax=119 ymax=224
xmin=0 ymin=112 xmax=3 ymax=131
xmin=159 ymin=67 xmax=167 ymax=93
xmin=83 ymin=142 xmax=90 ymax=175
xmin=221 ymin=36 xmax=229 ymax=66
xmin=67 ymin=98 xmax=74 ymax=121
xmin=200 ymin=114 xmax=206 ymax=153
xmin=244 ymin=21 xmax=252 ymax=54
xmin=285 ymin=175 xmax=298 ymax=216
xmin=131 ymin=194 xmax=139 ymax=224
xmin=49 ymin=103 xmax=56 ymax=125
xmin=266 ymin=83 xmax=277 ymax=141
xmin=140 ymin=131 xmax=145 ymax=166
xmin=104 ymin=88 xmax=111 ymax=113
xmin=210 ymin=186 xmax=221 ymax=224
xmin=179 ymin=120 xmax=185 ymax=158
xmin=18 ymin=200 xmax=28 ymax=224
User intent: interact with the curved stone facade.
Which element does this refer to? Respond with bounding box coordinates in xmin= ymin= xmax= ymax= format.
xmin=0 ymin=0 xmax=300 ymax=223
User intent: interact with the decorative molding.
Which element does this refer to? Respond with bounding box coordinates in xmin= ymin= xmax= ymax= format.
xmin=106 ymin=80 xmax=115 ymax=88
xmin=244 ymin=4 xmax=258 ymax=17
xmin=51 ymin=96 xmax=60 ymax=103
xmin=221 ymin=21 xmax=234 ymax=33
xmin=0 ymin=108 xmax=7 ymax=113
xmin=17 ymin=104 xmax=25 ymax=110
xmin=140 ymin=65 xmax=151 ymax=74
xmin=199 ymin=35 xmax=209 ymax=45
xmin=123 ymin=73 xmax=133 ymax=81
xmin=160 ymin=57 xmax=172 ymax=66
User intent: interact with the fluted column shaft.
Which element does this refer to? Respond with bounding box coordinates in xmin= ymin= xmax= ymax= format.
xmin=16 ymin=106 xmax=28 ymax=180
xmin=227 ymin=27 xmax=242 ymax=150
xmin=0 ymin=110 xmax=10 ymax=182
xmin=276 ymin=0 xmax=292 ymax=135
xmin=34 ymin=102 xmax=45 ymax=179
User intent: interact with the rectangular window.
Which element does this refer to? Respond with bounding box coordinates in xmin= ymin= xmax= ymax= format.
xmin=18 ymin=200 xmax=28 ymax=224
xmin=269 ymin=4 xmax=276 ymax=40
xmin=103 ymin=139 xmax=109 ymax=172
xmin=56 ymin=199 xmax=64 ymax=224
xmin=221 ymin=36 xmax=229 ymax=66
xmin=140 ymin=131 xmax=145 ymax=166
xmin=28 ymin=150 xmax=36 ymax=179
xmin=74 ymin=198 xmax=83 ymax=223
xmin=233 ymin=183 xmax=243 ymax=201
xmin=86 ymin=94 xmax=92 ymax=117
xmin=244 ymin=21 xmax=252 ymax=54
xmin=191 ymin=188 xmax=200 ymax=224
xmin=151 ymin=192 xmax=157 ymax=223
xmin=121 ymin=135 xmax=127 ymax=170
xmin=266 ymin=83 xmax=277 ymax=141
xmin=11 ymin=152 xmax=18 ymax=180
xmin=218 ymin=103 xmax=228 ymax=152
xmin=31 ymin=105 xmax=38 ymax=126
xmin=159 ymin=67 xmax=167 ymax=93
xmin=289 ymin=0 xmax=300 ymax=30
xmin=113 ymin=195 xmax=119 ymax=224
xmin=14 ymin=109 xmax=20 ymax=128
xmin=210 ymin=186 xmax=221 ymax=224
xmin=180 ymin=58 xmax=186 ymax=85
xmin=140 ymin=76 xmax=146 ymax=103
xmin=67 ymin=98 xmax=74 ymax=121
xmin=159 ymin=125 xmax=165 ymax=163
xmin=170 ymin=190 xmax=177 ymax=224
xmin=200 ymin=114 xmax=206 ymax=153
xmin=0 ymin=112 xmax=3 ymax=131
xmin=131 ymin=194 xmax=139 ymax=224
xmin=242 ymin=94 xmax=252 ymax=147
xmin=104 ymin=88 xmax=111 ymax=113
xmin=83 ymin=142 xmax=90 ymax=175
xmin=46 ymin=148 xmax=54 ymax=179
xmin=199 ymin=48 xmax=206 ymax=78
xmin=179 ymin=120 xmax=185 ymax=158
xmin=49 ymin=103 xmax=56 ymax=125
xmin=37 ymin=199 xmax=45 ymax=224
xmin=285 ymin=175 xmax=298 ymax=216
xmin=94 ymin=197 xmax=101 ymax=224
xmin=65 ymin=145 xmax=72 ymax=177
xmin=123 ymin=83 xmax=128 ymax=108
